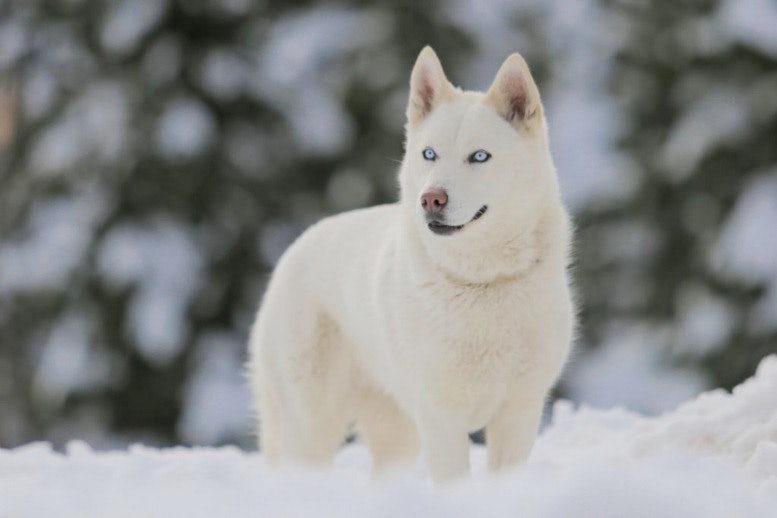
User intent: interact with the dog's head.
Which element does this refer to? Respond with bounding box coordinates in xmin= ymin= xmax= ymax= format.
xmin=399 ymin=47 xmax=558 ymax=253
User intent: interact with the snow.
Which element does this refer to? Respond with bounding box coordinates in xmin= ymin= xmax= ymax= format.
xmin=443 ymin=0 xmax=638 ymax=211
xmin=100 ymin=0 xmax=168 ymax=57
xmin=566 ymin=324 xmax=708 ymax=415
xmin=712 ymin=173 xmax=777 ymax=283
xmin=155 ymin=97 xmax=217 ymax=161
xmin=214 ymin=0 xmax=252 ymax=16
xmin=31 ymin=311 xmax=118 ymax=408
xmin=718 ymin=0 xmax=777 ymax=56
xmin=547 ymin=86 xmax=639 ymax=210
xmin=0 ymin=17 xmax=27 ymax=69
xmin=177 ymin=331 xmax=253 ymax=446
xmin=444 ymin=0 xmax=537 ymax=82
xmin=252 ymin=6 xmax=393 ymax=157
xmin=3 ymin=1 xmax=776 ymax=494
xmin=28 ymin=82 xmax=130 ymax=175
xmin=97 ymin=217 xmax=204 ymax=365
xmin=543 ymin=0 xmax=638 ymax=210
xmin=674 ymin=284 xmax=736 ymax=355
xmin=711 ymin=172 xmax=777 ymax=333
xmin=2 ymin=355 xmax=776 ymax=517
xmin=21 ymin=65 xmax=58 ymax=121
xmin=660 ymin=88 xmax=749 ymax=181
xmin=258 ymin=7 xmax=392 ymax=89
xmin=0 ymin=188 xmax=109 ymax=294
xmin=198 ymin=48 xmax=247 ymax=101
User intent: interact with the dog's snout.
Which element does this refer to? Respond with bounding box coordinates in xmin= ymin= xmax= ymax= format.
xmin=420 ymin=189 xmax=448 ymax=213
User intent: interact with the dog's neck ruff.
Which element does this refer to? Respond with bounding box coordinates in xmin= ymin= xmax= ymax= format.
xmin=436 ymin=261 xmax=538 ymax=288
xmin=431 ymin=228 xmax=544 ymax=288
xmin=404 ymin=213 xmax=548 ymax=288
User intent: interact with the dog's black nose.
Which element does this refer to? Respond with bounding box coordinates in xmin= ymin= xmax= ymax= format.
xmin=420 ymin=189 xmax=448 ymax=213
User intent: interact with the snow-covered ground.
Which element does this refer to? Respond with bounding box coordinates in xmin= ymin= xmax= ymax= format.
xmin=2 ymin=355 xmax=775 ymax=518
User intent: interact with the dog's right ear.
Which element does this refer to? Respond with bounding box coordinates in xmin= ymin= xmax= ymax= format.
xmin=485 ymin=53 xmax=543 ymax=133
xmin=406 ymin=46 xmax=455 ymax=127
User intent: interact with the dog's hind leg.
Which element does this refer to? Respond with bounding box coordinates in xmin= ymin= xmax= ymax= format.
xmin=356 ymin=388 xmax=420 ymax=477
xmin=251 ymin=309 xmax=354 ymax=468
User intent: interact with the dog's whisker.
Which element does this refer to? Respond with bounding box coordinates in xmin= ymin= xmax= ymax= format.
xmin=471 ymin=205 xmax=488 ymax=221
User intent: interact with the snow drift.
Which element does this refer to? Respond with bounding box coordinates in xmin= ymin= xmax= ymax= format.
xmin=2 ymin=355 xmax=776 ymax=517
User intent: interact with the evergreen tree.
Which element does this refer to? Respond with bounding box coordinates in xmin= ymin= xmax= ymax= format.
xmin=0 ymin=0 xmax=479 ymax=447
xmin=574 ymin=0 xmax=777 ymax=393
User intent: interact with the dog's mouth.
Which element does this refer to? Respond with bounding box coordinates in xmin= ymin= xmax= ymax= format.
xmin=427 ymin=205 xmax=488 ymax=236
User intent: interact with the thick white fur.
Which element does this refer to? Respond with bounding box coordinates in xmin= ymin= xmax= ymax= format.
xmin=248 ymin=47 xmax=575 ymax=483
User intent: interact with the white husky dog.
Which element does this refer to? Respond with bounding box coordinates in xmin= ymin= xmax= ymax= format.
xmin=248 ymin=46 xmax=574 ymax=483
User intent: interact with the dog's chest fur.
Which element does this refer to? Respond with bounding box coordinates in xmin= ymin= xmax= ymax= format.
xmin=392 ymin=271 xmax=540 ymax=386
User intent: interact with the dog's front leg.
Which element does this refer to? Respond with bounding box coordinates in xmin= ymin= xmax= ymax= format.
xmin=416 ymin=408 xmax=470 ymax=484
xmin=486 ymin=394 xmax=545 ymax=473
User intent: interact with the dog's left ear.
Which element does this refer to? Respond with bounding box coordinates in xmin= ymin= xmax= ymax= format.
xmin=406 ymin=46 xmax=455 ymax=127
xmin=485 ymin=53 xmax=542 ymax=132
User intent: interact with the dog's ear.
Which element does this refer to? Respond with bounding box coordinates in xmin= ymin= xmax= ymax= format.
xmin=485 ymin=53 xmax=542 ymax=132
xmin=406 ymin=46 xmax=455 ymax=127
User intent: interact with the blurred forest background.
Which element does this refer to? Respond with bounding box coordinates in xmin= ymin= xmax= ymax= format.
xmin=0 ymin=0 xmax=775 ymax=450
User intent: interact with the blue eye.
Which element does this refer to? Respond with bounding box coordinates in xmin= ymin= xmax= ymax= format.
xmin=422 ymin=148 xmax=437 ymax=161
xmin=469 ymin=150 xmax=491 ymax=163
